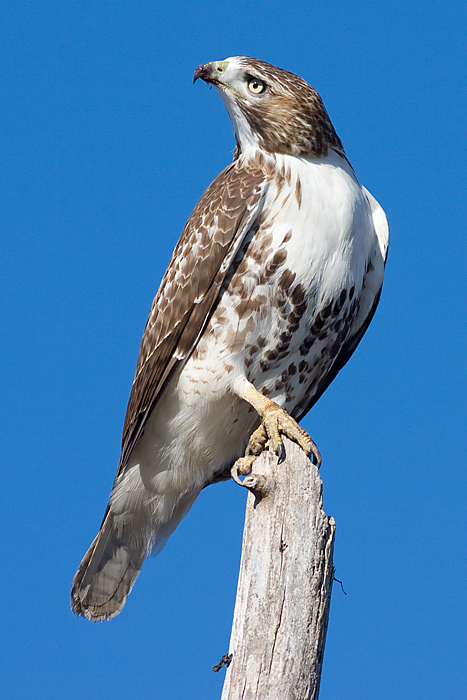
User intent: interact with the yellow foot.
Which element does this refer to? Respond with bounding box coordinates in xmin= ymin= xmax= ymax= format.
xmin=231 ymin=426 xmax=267 ymax=486
xmin=245 ymin=424 xmax=268 ymax=457
xmin=261 ymin=400 xmax=321 ymax=467
xmin=231 ymin=403 xmax=321 ymax=491
xmin=231 ymin=381 xmax=322 ymax=489
xmin=236 ymin=383 xmax=321 ymax=467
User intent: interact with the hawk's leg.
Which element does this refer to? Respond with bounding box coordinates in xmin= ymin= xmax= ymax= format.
xmin=231 ymin=381 xmax=321 ymax=486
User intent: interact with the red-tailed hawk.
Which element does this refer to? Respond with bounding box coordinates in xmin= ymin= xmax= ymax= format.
xmin=71 ymin=57 xmax=389 ymax=621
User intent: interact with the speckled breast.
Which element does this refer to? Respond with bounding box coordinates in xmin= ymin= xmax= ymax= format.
xmin=214 ymin=228 xmax=363 ymax=414
xmin=203 ymin=151 xmax=371 ymax=414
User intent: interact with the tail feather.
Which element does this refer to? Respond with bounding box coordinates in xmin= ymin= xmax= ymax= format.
xmin=72 ymin=488 xmax=201 ymax=621
xmin=71 ymin=511 xmax=145 ymax=622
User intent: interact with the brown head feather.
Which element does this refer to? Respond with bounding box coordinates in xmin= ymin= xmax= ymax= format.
xmin=236 ymin=58 xmax=343 ymax=157
xmin=196 ymin=56 xmax=345 ymax=159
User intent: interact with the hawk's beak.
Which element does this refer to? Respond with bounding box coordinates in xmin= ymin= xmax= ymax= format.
xmin=194 ymin=61 xmax=243 ymax=99
xmin=193 ymin=62 xmax=219 ymax=85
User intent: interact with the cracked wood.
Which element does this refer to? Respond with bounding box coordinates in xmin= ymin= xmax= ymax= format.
xmin=221 ymin=438 xmax=335 ymax=700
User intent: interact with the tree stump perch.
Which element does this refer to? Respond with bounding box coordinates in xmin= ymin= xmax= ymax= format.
xmin=221 ymin=438 xmax=335 ymax=700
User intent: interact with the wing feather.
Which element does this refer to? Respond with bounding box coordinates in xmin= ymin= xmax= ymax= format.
xmin=119 ymin=159 xmax=269 ymax=470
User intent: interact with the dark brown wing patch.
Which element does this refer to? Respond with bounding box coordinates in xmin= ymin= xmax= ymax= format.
xmin=119 ymin=159 xmax=269 ymax=470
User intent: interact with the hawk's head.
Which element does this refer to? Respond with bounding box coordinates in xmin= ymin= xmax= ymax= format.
xmin=194 ymin=56 xmax=343 ymax=159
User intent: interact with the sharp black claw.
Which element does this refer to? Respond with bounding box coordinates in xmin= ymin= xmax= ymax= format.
xmin=311 ymin=446 xmax=322 ymax=468
xmin=277 ymin=441 xmax=286 ymax=464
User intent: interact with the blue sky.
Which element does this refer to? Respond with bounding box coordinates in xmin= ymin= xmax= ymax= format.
xmin=1 ymin=1 xmax=466 ymax=698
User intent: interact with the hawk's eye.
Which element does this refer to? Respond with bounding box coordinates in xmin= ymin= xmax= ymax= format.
xmin=247 ymin=77 xmax=266 ymax=94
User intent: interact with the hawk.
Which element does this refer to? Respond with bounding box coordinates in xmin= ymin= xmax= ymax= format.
xmin=71 ymin=57 xmax=389 ymax=621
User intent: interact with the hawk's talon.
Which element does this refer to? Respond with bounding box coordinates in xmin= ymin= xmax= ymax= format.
xmin=232 ymin=395 xmax=322 ymax=487
xmin=310 ymin=440 xmax=322 ymax=468
xmin=231 ymin=455 xmax=256 ymax=487
xmin=260 ymin=400 xmax=315 ymax=463
xmin=276 ymin=441 xmax=286 ymax=464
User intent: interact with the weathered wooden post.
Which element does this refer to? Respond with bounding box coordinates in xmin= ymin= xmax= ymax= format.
xmin=220 ymin=438 xmax=335 ymax=700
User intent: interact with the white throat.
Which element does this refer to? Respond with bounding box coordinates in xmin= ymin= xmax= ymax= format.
xmin=218 ymin=89 xmax=261 ymax=151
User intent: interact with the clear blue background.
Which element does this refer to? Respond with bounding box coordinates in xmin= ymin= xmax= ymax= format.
xmin=2 ymin=1 xmax=466 ymax=698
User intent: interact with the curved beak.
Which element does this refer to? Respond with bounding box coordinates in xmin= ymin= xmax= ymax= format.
xmin=193 ymin=60 xmax=242 ymax=99
xmin=193 ymin=61 xmax=219 ymax=85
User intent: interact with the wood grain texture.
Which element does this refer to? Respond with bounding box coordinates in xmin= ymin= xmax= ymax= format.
xmin=221 ymin=439 xmax=335 ymax=700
